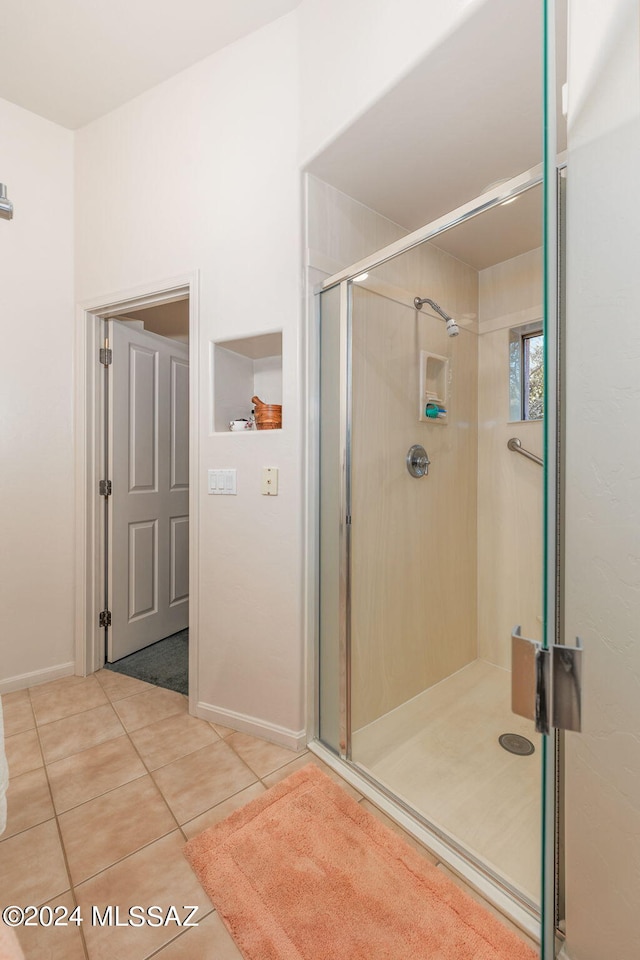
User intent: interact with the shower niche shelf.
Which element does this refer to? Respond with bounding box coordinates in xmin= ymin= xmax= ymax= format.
xmin=213 ymin=331 xmax=282 ymax=433
xmin=419 ymin=350 xmax=449 ymax=424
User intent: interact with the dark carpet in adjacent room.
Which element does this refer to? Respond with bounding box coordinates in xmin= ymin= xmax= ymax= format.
xmin=105 ymin=629 xmax=188 ymax=695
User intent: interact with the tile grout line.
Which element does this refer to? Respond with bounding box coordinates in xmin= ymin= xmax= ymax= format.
xmin=119 ymin=703 xmax=187 ymax=848
xmin=62 ymin=688 xmax=185 ymax=893
xmin=80 ymin=682 xmax=224 ymax=959
xmin=2 ymin=679 xmax=301 ymax=960
xmin=37 ymin=700 xmax=126 ymax=766
xmin=32 ymin=680 xmax=211 ymax=958
xmin=26 ymin=684 xmax=91 ymax=960
xmin=17 ymin=676 xmax=536 ymax=954
xmin=28 ymin=675 xmax=112 ymax=729
xmin=109 ymin=693 xmax=204 ymax=737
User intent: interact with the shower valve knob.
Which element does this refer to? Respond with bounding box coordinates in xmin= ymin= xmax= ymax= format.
xmin=406 ymin=444 xmax=430 ymax=478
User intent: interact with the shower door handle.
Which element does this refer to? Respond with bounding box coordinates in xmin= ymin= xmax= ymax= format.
xmin=511 ymin=626 xmax=549 ymax=734
xmin=511 ymin=626 xmax=583 ymax=734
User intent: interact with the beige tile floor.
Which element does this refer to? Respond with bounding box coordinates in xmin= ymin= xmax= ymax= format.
xmin=1 ymin=670 xmax=538 ymax=959
xmin=352 ymin=659 xmax=542 ymax=903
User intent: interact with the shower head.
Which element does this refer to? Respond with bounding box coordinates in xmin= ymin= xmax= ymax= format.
xmin=414 ymin=296 xmax=459 ymax=336
xmin=445 ymin=316 xmax=459 ymax=337
xmin=0 ymin=184 xmax=13 ymax=220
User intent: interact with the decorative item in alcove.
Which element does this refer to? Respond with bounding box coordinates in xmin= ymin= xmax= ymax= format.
xmin=252 ymin=396 xmax=282 ymax=430
xmin=229 ymin=418 xmax=255 ymax=431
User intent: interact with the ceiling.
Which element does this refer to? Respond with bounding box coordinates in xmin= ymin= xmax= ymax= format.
xmin=431 ymin=183 xmax=542 ymax=272
xmin=118 ymin=299 xmax=189 ymax=341
xmin=1 ymin=0 xmax=564 ymax=270
xmin=307 ymin=0 xmax=566 ymax=270
xmin=0 ymin=0 xmax=301 ymax=129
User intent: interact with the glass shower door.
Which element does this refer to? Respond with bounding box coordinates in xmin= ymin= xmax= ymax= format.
xmin=315 ymin=3 xmax=565 ymax=947
xmin=316 ymin=167 xmax=558 ymax=951
xmin=347 ymin=252 xmax=544 ymax=912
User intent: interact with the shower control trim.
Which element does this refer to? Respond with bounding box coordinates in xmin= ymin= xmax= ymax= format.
xmin=406 ymin=444 xmax=430 ymax=478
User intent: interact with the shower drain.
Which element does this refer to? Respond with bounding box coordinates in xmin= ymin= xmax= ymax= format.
xmin=499 ymin=733 xmax=535 ymax=756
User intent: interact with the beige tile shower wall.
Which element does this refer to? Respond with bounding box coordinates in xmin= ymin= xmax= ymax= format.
xmin=306 ymin=176 xmax=479 ymax=335
xmin=307 ymin=175 xmax=479 ymax=731
xmin=306 ymin=175 xmax=407 ymax=272
xmin=351 ymin=273 xmax=478 ymax=731
xmin=477 ymin=249 xmax=543 ymax=669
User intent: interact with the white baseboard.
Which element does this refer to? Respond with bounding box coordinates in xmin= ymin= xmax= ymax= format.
xmin=196 ymin=701 xmax=307 ymax=752
xmin=0 ymin=662 xmax=76 ymax=696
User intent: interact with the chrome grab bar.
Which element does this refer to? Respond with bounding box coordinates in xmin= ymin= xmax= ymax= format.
xmin=507 ymin=437 xmax=543 ymax=466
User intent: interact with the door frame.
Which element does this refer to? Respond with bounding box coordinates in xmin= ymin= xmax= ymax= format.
xmin=74 ymin=272 xmax=199 ymax=712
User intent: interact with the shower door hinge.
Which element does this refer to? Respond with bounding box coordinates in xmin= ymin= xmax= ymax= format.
xmin=99 ymin=609 xmax=112 ymax=629
xmin=511 ymin=626 xmax=582 ymax=735
xmin=99 ymin=479 xmax=112 ymax=497
xmin=99 ymin=347 xmax=112 ymax=366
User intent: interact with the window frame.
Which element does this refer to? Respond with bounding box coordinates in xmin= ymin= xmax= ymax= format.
xmin=509 ymin=320 xmax=544 ymax=422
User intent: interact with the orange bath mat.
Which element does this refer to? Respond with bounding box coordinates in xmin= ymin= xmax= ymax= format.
xmin=184 ymin=764 xmax=537 ymax=960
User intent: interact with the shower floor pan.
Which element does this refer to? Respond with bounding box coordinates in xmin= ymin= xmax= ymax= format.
xmin=351 ymin=659 xmax=541 ymax=904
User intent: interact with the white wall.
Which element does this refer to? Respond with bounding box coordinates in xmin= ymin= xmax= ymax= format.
xmin=75 ymin=13 xmax=304 ymax=745
xmin=298 ymin=0 xmax=486 ymax=163
xmin=0 ymin=98 xmax=75 ymax=691
xmin=563 ymin=0 xmax=640 ymax=956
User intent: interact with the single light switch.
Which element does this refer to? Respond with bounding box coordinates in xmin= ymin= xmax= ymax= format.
xmin=261 ymin=467 xmax=278 ymax=496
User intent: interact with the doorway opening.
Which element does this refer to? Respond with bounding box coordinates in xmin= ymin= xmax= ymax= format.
xmin=75 ymin=276 xmax=199 ymax=710
xmin=103 ymin=301 xmax=190 ymax=695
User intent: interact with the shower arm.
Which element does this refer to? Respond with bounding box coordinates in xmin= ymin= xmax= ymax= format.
xmin=413 ymin=296 xmax=459 ymax=337
xmin=413 ymin=297 xmax=452 ymax=322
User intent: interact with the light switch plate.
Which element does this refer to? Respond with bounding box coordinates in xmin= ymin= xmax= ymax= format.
xmin=261 ymin=467 xmax=278 ymax=496
xmin=208 ymin=468 xmax=237 ymax=494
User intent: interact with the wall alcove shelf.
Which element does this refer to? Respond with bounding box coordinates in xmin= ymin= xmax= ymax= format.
xmin=213 ymin=331 xmax=282 ymax=432
xmin=419 ymin=350 xmax=449 ymax=424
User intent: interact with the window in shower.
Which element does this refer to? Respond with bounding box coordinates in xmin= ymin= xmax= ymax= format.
xmin=509 ymin=322 xmax=544 ymax=421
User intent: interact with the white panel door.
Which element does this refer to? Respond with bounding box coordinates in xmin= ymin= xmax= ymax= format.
xmin=107 ymin=320 xmax=189 ymax=661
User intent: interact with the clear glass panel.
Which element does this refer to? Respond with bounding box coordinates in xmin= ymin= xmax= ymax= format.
xmin=310 ymin=0 xmax=564 ymax=946
xmin=560 ymin=0 xmax=640 ymax=955
xmin=317 ymin=284 xmax=344 ymax=753
xmin=348 ymin=186 xmax=544 ymax=910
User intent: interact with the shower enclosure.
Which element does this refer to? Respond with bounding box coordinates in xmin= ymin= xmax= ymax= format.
xmin=315 ymin=163 xmax=562 ymax=949
xmin=311 ymin=4 xmax=571 ymax=953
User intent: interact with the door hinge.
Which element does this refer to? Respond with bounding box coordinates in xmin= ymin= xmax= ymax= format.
xmin=99 ymin=347 xmax=113 ymax=366
xmin=99 ymin=479 xmax=112 ymax=497
xmin=511 ymin=626 xmax=583 ymax=735
xmin=346 ymin=515 xmax=352 ymax=525
xmin=99 ymin=609 xmax=112 ymax=629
